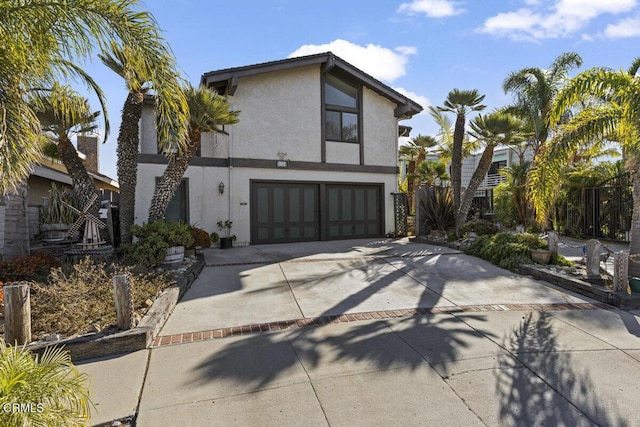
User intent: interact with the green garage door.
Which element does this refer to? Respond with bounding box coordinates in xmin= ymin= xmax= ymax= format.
xmin=325 ymin=184 xmax=381 ymax=240
xmin=251 ymin=182 xmax=383 ymax=244
xmin=251 ymin=182 xmax=320 ymax=244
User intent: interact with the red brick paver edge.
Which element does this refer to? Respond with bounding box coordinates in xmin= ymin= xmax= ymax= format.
xmin=152 ymin=302 xmax=609 ymax=348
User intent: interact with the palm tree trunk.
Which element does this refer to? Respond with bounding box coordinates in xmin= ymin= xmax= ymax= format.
xmin=57 ymin=135 xmax=100 ymax=212
xmin=117 ymin=91 xmax=144 ymax=244
xmin=629 ymin=165 xmax=640 ymax=277
xmin=456 ymin=145 xmax=495 ymax=235
xmin=451 ymin=113 xmax=465 ymax=227
xmin=147 ymin=131 xmax=201 ymax=222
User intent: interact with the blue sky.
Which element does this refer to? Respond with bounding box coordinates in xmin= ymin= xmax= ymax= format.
xmin=81 ymin=0 xmax=640 ymax=179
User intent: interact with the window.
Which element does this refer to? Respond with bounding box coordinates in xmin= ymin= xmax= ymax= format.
xmin=324 ymin=73 xmax=360 ymax=143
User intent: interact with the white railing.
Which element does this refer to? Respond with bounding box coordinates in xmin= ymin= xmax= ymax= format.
xmin=480 ymin=173 xmax=506 ymax=188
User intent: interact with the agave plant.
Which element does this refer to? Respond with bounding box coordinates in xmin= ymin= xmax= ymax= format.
xmin=418 ymin=186 xmax=455 ymax=234
xmin=0 ymin=340 xmax=92 ymax=426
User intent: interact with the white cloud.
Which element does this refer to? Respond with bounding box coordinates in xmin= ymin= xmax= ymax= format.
xmin=397 ymin=0 xmax=465 ymax=18
xmin=394 ymin=87 xmax=431 ymax=109
xmin=605 ymin=15 xmax=640 ymax=37
xmin=479 ymin=0 xmax=638 ymax=40
xmin=288 ymin=39 xmax=416 ymax=82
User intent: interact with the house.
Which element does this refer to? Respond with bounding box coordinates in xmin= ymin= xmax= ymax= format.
xmin=135 ymin=52 xmax=423 ymax=245
xmin=0 ymin=136 xmax=119 ymax=259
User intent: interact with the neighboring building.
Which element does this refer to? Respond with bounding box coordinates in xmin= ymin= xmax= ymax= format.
xmin=0 ymin=136 xmax=119 ymax=258
xmin=135 ymin=52 xmax=423 ymax=245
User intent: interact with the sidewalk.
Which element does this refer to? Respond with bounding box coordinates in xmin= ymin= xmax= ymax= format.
xmin=76 ymin=238 xmax=640 ymax=426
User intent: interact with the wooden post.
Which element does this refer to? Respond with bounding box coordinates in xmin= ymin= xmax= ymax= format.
xmin=586 ymin=239 xmax=601 ymax=277
xmin=113 ymin=274 xmax=134 ymax=330
xmin=4 ymin=282 xmax=31 ymax=345
xmin=614 ymin=251 xmax=629 ymax=293
xmin=548 ymin=231 xmax=559 ymax=256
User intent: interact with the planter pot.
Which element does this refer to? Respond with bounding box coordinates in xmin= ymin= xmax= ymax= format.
xmin=220 ymin=237 xmax=233 ymax=249
xmin=163 ymin=246 xmax=185 ymax=264
xmin=531 ymin=249 xmax=551 ymax=264
xmin=629 ymin=277 xmax=640 ymax=293
xmin=40 ymin=223 xmax=71 ymax=243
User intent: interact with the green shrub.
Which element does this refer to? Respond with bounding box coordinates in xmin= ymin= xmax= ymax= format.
xmin=464 ymin=232 xmax=548 ymax=271
xmin=462 ymin=219 xmax=498 ymax=236
xmin=124 ymin=220 xmax=194 ymax=267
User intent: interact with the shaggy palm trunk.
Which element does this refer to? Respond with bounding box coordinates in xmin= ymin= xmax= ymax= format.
xmin=147 ymin=130 xmax=201 ymax=222
xmin=117 ymin=91 xmax=144 ymax=244
xmin=629 ymin=165 xmax=640 ymax=278
xmin=451 ymin=113 xmax=466 ymax=235
xmin=456 ymin=145 xmax=495 ymax=235
xmin=57 ymin=135 xmax=100 ymax=212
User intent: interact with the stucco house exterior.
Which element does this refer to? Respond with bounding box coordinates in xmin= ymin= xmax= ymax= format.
xmin=135 ymin=53 xmax=423 ymax=245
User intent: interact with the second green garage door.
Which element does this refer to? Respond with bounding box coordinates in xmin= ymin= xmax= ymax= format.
xmin=251 ymin=182 xmax=382 ymax=244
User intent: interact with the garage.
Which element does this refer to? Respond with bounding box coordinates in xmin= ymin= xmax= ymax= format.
xmin=251 ymin=181 xmax=383 ymax=244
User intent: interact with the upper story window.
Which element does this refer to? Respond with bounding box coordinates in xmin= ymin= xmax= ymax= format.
xmin=324 ymin=73 xmax=360 ymax=143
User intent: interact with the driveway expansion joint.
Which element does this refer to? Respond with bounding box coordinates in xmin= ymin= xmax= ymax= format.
xmin=152 ymin=302 xmax=610 ymax=348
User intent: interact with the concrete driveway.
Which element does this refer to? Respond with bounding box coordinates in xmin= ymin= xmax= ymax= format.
xmin=159 ymin=238 xmax=589 ymax=336
xmin=78 ymin=238 xmax=640 ymax=426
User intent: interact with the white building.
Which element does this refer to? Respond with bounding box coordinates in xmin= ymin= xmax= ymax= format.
xmin=135 ymin=53 xmax=423 ymax=245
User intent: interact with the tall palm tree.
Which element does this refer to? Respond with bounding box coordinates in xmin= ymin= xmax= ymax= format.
xmin=503 ymin=52 xmax=583 ymax=152
xmin=148 ymin=85 xmax=240 ymax=221
xmin=0 ymin=0 xmax=189 ymax=196
xmin=456 ymin=112 xmax=528 ymax=235
xmin=29 ymin=85 xmax=101 ymax=208
xmin=437 ymin=89 xmax=486 ymax=231
xmin=399 ymin=134 xmax=438 ymax=212
xmin=530 ymin=57 xmax=640 ymax=275
xmin=99 ymin=43 xmax=184 ymax=244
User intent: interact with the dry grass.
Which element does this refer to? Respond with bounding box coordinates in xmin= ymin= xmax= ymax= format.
xmin=29 ymin=257 xmax=172 ymax=339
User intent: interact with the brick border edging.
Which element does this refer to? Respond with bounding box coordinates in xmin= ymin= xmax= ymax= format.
xmin=27 ymin=255 xmax=206 ymax=361
xmin=152 ymin=302 xmax=609 ymax=348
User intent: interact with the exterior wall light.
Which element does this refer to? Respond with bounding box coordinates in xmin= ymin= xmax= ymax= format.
xmin=219 ymin=182 xmax=225 ymax=194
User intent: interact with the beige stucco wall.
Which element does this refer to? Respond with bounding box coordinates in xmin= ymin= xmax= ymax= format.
xmin=362 ymin=87 xmax=399 ymax=167
xmin=325 ymin=142 xmax=359 ymax=164
xmin=228 ymin=65 xmax=322 ymax=162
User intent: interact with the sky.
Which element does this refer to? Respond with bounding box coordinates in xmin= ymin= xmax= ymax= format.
xmin=77 ymin=0 xmax=640 ymax=180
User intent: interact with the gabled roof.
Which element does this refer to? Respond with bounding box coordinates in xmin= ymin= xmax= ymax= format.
xmin=200 ymin=52 xmax=423 ymax=119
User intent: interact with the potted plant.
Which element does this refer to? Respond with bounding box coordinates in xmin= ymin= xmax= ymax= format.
xmin=39 ymin=183 xmax=78 ymax=243
xmin=130 ymin=220 xmax=194 ymax=265
xmin=217 ymin=220 xmax=236 ymax=249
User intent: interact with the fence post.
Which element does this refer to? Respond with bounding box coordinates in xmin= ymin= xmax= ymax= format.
xmin=113 ymin=274 xmax=134 ymax=330
xmin=3 ymin=282 xmax=31 ymax=345
xmin=548 ymin=231 xmax=559 ymax=256
xmin=613 ymin=251 xmax=629 ymax=293
xmin=586 ymin=239 xmax=602 ymax=277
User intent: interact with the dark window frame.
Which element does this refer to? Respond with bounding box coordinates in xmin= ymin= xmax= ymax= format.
xmin=323 ymin=72 xmax=362 ymax=144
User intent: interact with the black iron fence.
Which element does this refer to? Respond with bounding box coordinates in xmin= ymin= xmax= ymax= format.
xmin=560 ymin=174 xmax=632 ymax=241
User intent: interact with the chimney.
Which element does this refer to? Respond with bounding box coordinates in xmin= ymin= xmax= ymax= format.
xmin=77 ymin=135 xmax=99 ymax=173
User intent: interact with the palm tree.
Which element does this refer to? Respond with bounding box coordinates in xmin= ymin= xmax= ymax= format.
xmin=428 ymin=106 xmax=479 ymax=165
xmin=399 ymin=134 xmax=438 ymax=212
xmin=503 ymin=52 xmax=583 ymax=152
xmin=456 ymin=112 xmax=528 ymax=235
xmin=0 ymin=0 xmax=189 ymax=196
xmin=408 ymin=160 xmax=450 ymax=186
xmin=437 ymin=89 xmax=486 ymax=233
xmin=148 ymin=85 xmax=240 ymax=221
xmin=100 ymin=43 xmax=184 ymax=244
xmin=530 ymin=58 xmax=640 ymax=275
xmin=0 ymin=340 xmax=92 ymax=425
xmin=29 ymin=85 xmax=101 ymax=208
